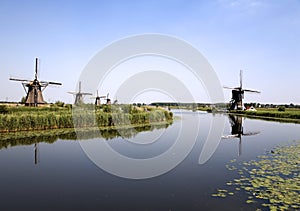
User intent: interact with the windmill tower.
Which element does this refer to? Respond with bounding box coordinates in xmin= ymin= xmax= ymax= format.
xmin=68 ymin=81 xmax=92 ymax=105
xmin=9 ymin=58 xmax=62 ymax=106
xmin=91 ymin=90 xmax=106 ymax=106
xmin=222 ymin=115 xmax=260 ymax=156
xmin=224 ymin=70 xmax=260 ymax=110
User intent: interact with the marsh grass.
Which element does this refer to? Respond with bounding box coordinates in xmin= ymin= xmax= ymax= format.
xmin=0 ymin=105 xmax=173 ymax=132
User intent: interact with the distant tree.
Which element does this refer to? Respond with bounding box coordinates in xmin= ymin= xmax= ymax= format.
xmin=0 ymin=105 xmax=9 ymax=114
xmin=20 ymin=96 xmax=26 ymax=104
xmin=64 ymin=104 xmax=72 ymax=110
xmin=103 ymin=104 xmax=112 ymax=113
xmin=278 ymin=106 xmax=285 ymax=112
xmin=55 ymin=101 xmax=65 ymax=107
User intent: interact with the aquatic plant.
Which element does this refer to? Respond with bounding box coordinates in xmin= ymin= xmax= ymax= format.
xmin=212 ymin=140 xmax=300 ymax=210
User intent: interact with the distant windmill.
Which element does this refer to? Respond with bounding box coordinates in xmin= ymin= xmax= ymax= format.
xmin=68 ymin=81 xmax=92 ymax=105
xmin=9 ymin=58 xmax=62 ymax=106
xmin=105 ymin=93 xmax=111 ymax=105
xmin=91 ymin=90 xmax=106 ymax=106
xmin=222 ymin=115 xmax=260 ymax=156
xmin=224 ymin=70 xmax=260 ymax=110
xmin=113 ymin=97 xmax=118 ymax=105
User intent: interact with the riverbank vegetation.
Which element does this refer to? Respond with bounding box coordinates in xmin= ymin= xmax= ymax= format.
xmin=0 ymin=104 xmax=173 ymax=133
xmin=230 ymin=108 xmax=300 ymax=123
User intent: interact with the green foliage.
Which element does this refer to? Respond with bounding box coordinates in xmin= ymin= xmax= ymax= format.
xmin=54 ymin=101 xmax=65 ymax=107
xmin=0 ymin=105 xmax=9 ymax=114
xmin=64 ymin=104 xmax=72 ymax=110
xmin=20 ymin=96 xmax=26 ymax=104
xmin=102 ymin=104 xmax=112 ymax=113
xmin=278 ymin=106 xmax=285 ymax=112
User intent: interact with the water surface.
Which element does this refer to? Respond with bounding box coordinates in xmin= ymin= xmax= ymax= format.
xmin=0 ymin=110 xmax=299 ymax=210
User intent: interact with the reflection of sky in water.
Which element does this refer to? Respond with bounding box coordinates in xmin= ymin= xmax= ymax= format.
xmin=0 ymin=112 xmax=300 ymax=210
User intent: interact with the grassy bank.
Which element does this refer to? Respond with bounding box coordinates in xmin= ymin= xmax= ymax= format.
xmin=0 ymin=105 xmax=173 ymax=133
xmin=229 ymin=108 xmax=300 ymax=123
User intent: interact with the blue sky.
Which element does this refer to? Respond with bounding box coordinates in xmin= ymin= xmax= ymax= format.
xmin=0 ymin=0 xmax=299 ymax=104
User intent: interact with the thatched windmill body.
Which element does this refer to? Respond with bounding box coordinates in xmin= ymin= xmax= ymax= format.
xmin=10 ymin=58 xmax=62 ymax=106
xmin=68 ymin=81 xmax=92 ymax=105
xmin=224 ymin=70 xmax=260 ymax=110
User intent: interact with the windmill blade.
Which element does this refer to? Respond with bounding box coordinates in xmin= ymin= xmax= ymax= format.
xmin=9 ymin=77 xmax=32 ymax=83
xmin=243 ymin=131 xmax=260 ymax=136
xmin=240 ymin=69 xmax=243 ymax=89
xmin=100 ymin=96 xmax=106 ymax=98
xmin=37 ymin=82 xmax=48 ymax=87
xmin=68 ymin=91 xmax=77 ymax=95
xmin=243 ymin=89 xmax=261 ymax=93
xmin=35 ymin=58 xmax=38 ymax=80
xmin=80 ymin=92 xmax=93 ymax=95
xmin=78 ymin=81 xmax=82 ymax=93
xmin=221 ymin=134 xmax=239 ymax=139
xmin=238 ymin=136 xmax=242 ymax=156
xmin=223 ymin=86 xmax=236 ymax=90
xmin=47 ymin=81 xmax=62 ymax=85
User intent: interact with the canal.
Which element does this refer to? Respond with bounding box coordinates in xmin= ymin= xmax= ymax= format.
xmin=0 ymin=110 xmax=299 ymax=210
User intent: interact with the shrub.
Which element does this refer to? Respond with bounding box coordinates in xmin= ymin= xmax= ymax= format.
xmin=0 ymin=105 xmax=9 ymax=114
xmin=278 ymin=106 xmax=285 ymax=112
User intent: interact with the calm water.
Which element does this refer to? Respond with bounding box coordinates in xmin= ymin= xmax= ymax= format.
xmin=0 ymin=110 xmax=300 ymax=211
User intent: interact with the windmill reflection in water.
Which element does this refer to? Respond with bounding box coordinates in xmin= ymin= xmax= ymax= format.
xmin=222 ymin=115 xmax=260 ymax=156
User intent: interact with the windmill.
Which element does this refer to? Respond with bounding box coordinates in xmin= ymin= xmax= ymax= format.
xmin=113 ymin=97 xmax=118 ymax=105
xmin=9 ymin=58 xmax=62 ymax=106
xmin=68 ymin=81 xmax=92 ymax=105
xmin=224 ymin=70 xmax=260 ymax=110
xmin=222 ymin=115 xmax=260 ymax=156
xmin=105 ymin=93 xmax=111 ymax=105
xmin=91 ymin=90 xmax=106 ymax=106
